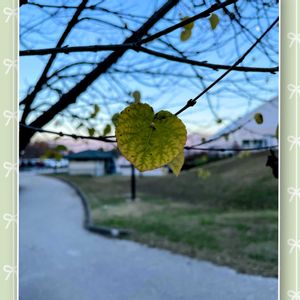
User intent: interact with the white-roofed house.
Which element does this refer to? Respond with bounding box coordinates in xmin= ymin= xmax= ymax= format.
xmin=186 ymin=97 xmax=278 ymax=156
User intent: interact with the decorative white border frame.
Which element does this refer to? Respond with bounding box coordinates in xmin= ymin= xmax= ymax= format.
xmin=1 ymin=1 xmax=298 ymax=299
xmin=0 ymin=1 xmax=18 ymax=299
xmin=286 ymin=2 xmax=299 ymax=297
xmin=281 ymin=0 xmax=300 ymax=299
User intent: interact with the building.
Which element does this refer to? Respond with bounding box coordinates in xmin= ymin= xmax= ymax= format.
xmin=186 ymin=97 xmax=278 ymax=156
xmin=115 ymin=156 xmax=167 ymax=176
xmin=66 ymin=150 xmax=116 ymax=176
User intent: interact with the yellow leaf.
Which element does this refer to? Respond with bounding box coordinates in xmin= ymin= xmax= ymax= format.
xmin=209 ymin=13 xmax=219 ymax=30
xmin=254 ymin=113 xmax=263 ymax=124
xmin=180 ymin=29 xmax=192 ymax=41
xmin=94 ymin=104 xmax=100 ymax=114
xmin=168 ymin=149 xmax=185 ymax=176
xmin=116 ymin=103 xmax=187 ymax=172
xmin=181 ymin=16 xmax=194 ymax=30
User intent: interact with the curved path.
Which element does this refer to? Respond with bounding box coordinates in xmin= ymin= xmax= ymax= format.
xmin=20 ymin=174 xmax=277 ymax=300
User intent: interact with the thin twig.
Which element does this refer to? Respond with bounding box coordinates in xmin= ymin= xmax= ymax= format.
xmin=20 ymin=44 xmax=278 ymax=73
xmin=19 ymin=123 xmax=116 ymax=143
xmin=175 ymin=16 xmax=279 ymax=116
xmin=137 ymin=0 xmax=238 ymax=44
xmin=20 ymin=0 xmax=237 ymax=56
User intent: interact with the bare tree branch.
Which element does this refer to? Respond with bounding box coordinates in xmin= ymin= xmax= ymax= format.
xmin=20 ymin=0 xmax=89 ymax=123
xmin=20 ymin=43 xmax=278 ymax=73
xmin=20 ymin=0 xmax=180 ymax=151
xmin=175 ymin=16 xmax=279 ymax=116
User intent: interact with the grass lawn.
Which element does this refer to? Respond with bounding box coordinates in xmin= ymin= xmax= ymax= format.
xmin=52 ymin=151 xmax=278 ymax=277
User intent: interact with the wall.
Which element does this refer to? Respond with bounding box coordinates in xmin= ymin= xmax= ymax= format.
xmin=68 ymin=160 xmax=104 ymax=176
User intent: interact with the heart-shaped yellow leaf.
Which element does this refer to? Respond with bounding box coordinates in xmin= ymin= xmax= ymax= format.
xmin=168 ymin=149 xmax=185 ymax=176
xmin=112 ymin=113 xmax=119 ymax=126
xmin=116 ymin=103 xmax=187 ymax=172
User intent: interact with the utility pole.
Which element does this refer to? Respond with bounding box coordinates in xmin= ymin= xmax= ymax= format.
xmin=130 ymin=163 xmax=136 ymax=201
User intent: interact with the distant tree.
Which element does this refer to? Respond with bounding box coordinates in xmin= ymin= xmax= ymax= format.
xmin=22 ymin=141 xmax=50 ymax=158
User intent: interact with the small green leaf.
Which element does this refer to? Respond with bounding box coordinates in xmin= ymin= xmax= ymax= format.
xmin=88 ymin=128 xmax=96 ymax=137
xmin=216 ymin=118 xmax=223 ymax=124
xmin=132 ymin=91 xmax=141 ymax=103
xmin=91 ymin=104 xmax=100 ymax=118
xmin=254 ymin=113 xmax=263 ymax=124
xmin=209 ymin=13 xmax=219 ymax=30
xmin=180 ymin=29 xmax=192 ymax=41
xmin=103 ymin=124 xmax=111 ymax=136
xmin=94 ymin=104 xmax=100 ymax=113
xmin=116 ymin=103 xmax=187 ymax=172
xmin=112 ymin=113 xmax=120 ymax=126
xmin=181 ymin=16 xmax=194 ymax=30
xmin=168 ymin=150 xmax=185 ymax=176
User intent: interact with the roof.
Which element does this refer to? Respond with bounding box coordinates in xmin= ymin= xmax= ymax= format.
xmin=185 ymin=97 xmax=278 ymax=153
xmin=65 ymin=150 xmax=116 ymax=161
xmin=211 ymin=97 xmax=278 ymax=139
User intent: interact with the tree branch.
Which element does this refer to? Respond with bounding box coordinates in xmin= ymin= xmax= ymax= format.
xmin=137 ymin=46 xmax=278 ymax=73
xmin=175 ymin=16 xmax=279 ymax=116
xmin=19 ymin=123 xmax=116 ymax=143
xmin=139 ymin=0 xmax=237 ymax=44
xmin=20 ymin=0 xmax=180 ymax=151
xmin=20 ymin=0 xmax=238 ymax=56
xmin=20 ymin=0 xmax=88 ymax=123
xmin=20 ymin=44 xmax=278 ymax=73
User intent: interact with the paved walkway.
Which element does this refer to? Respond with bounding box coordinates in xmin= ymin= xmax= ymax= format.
xmin=20 ymin=174 xmax=277 ymax=300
